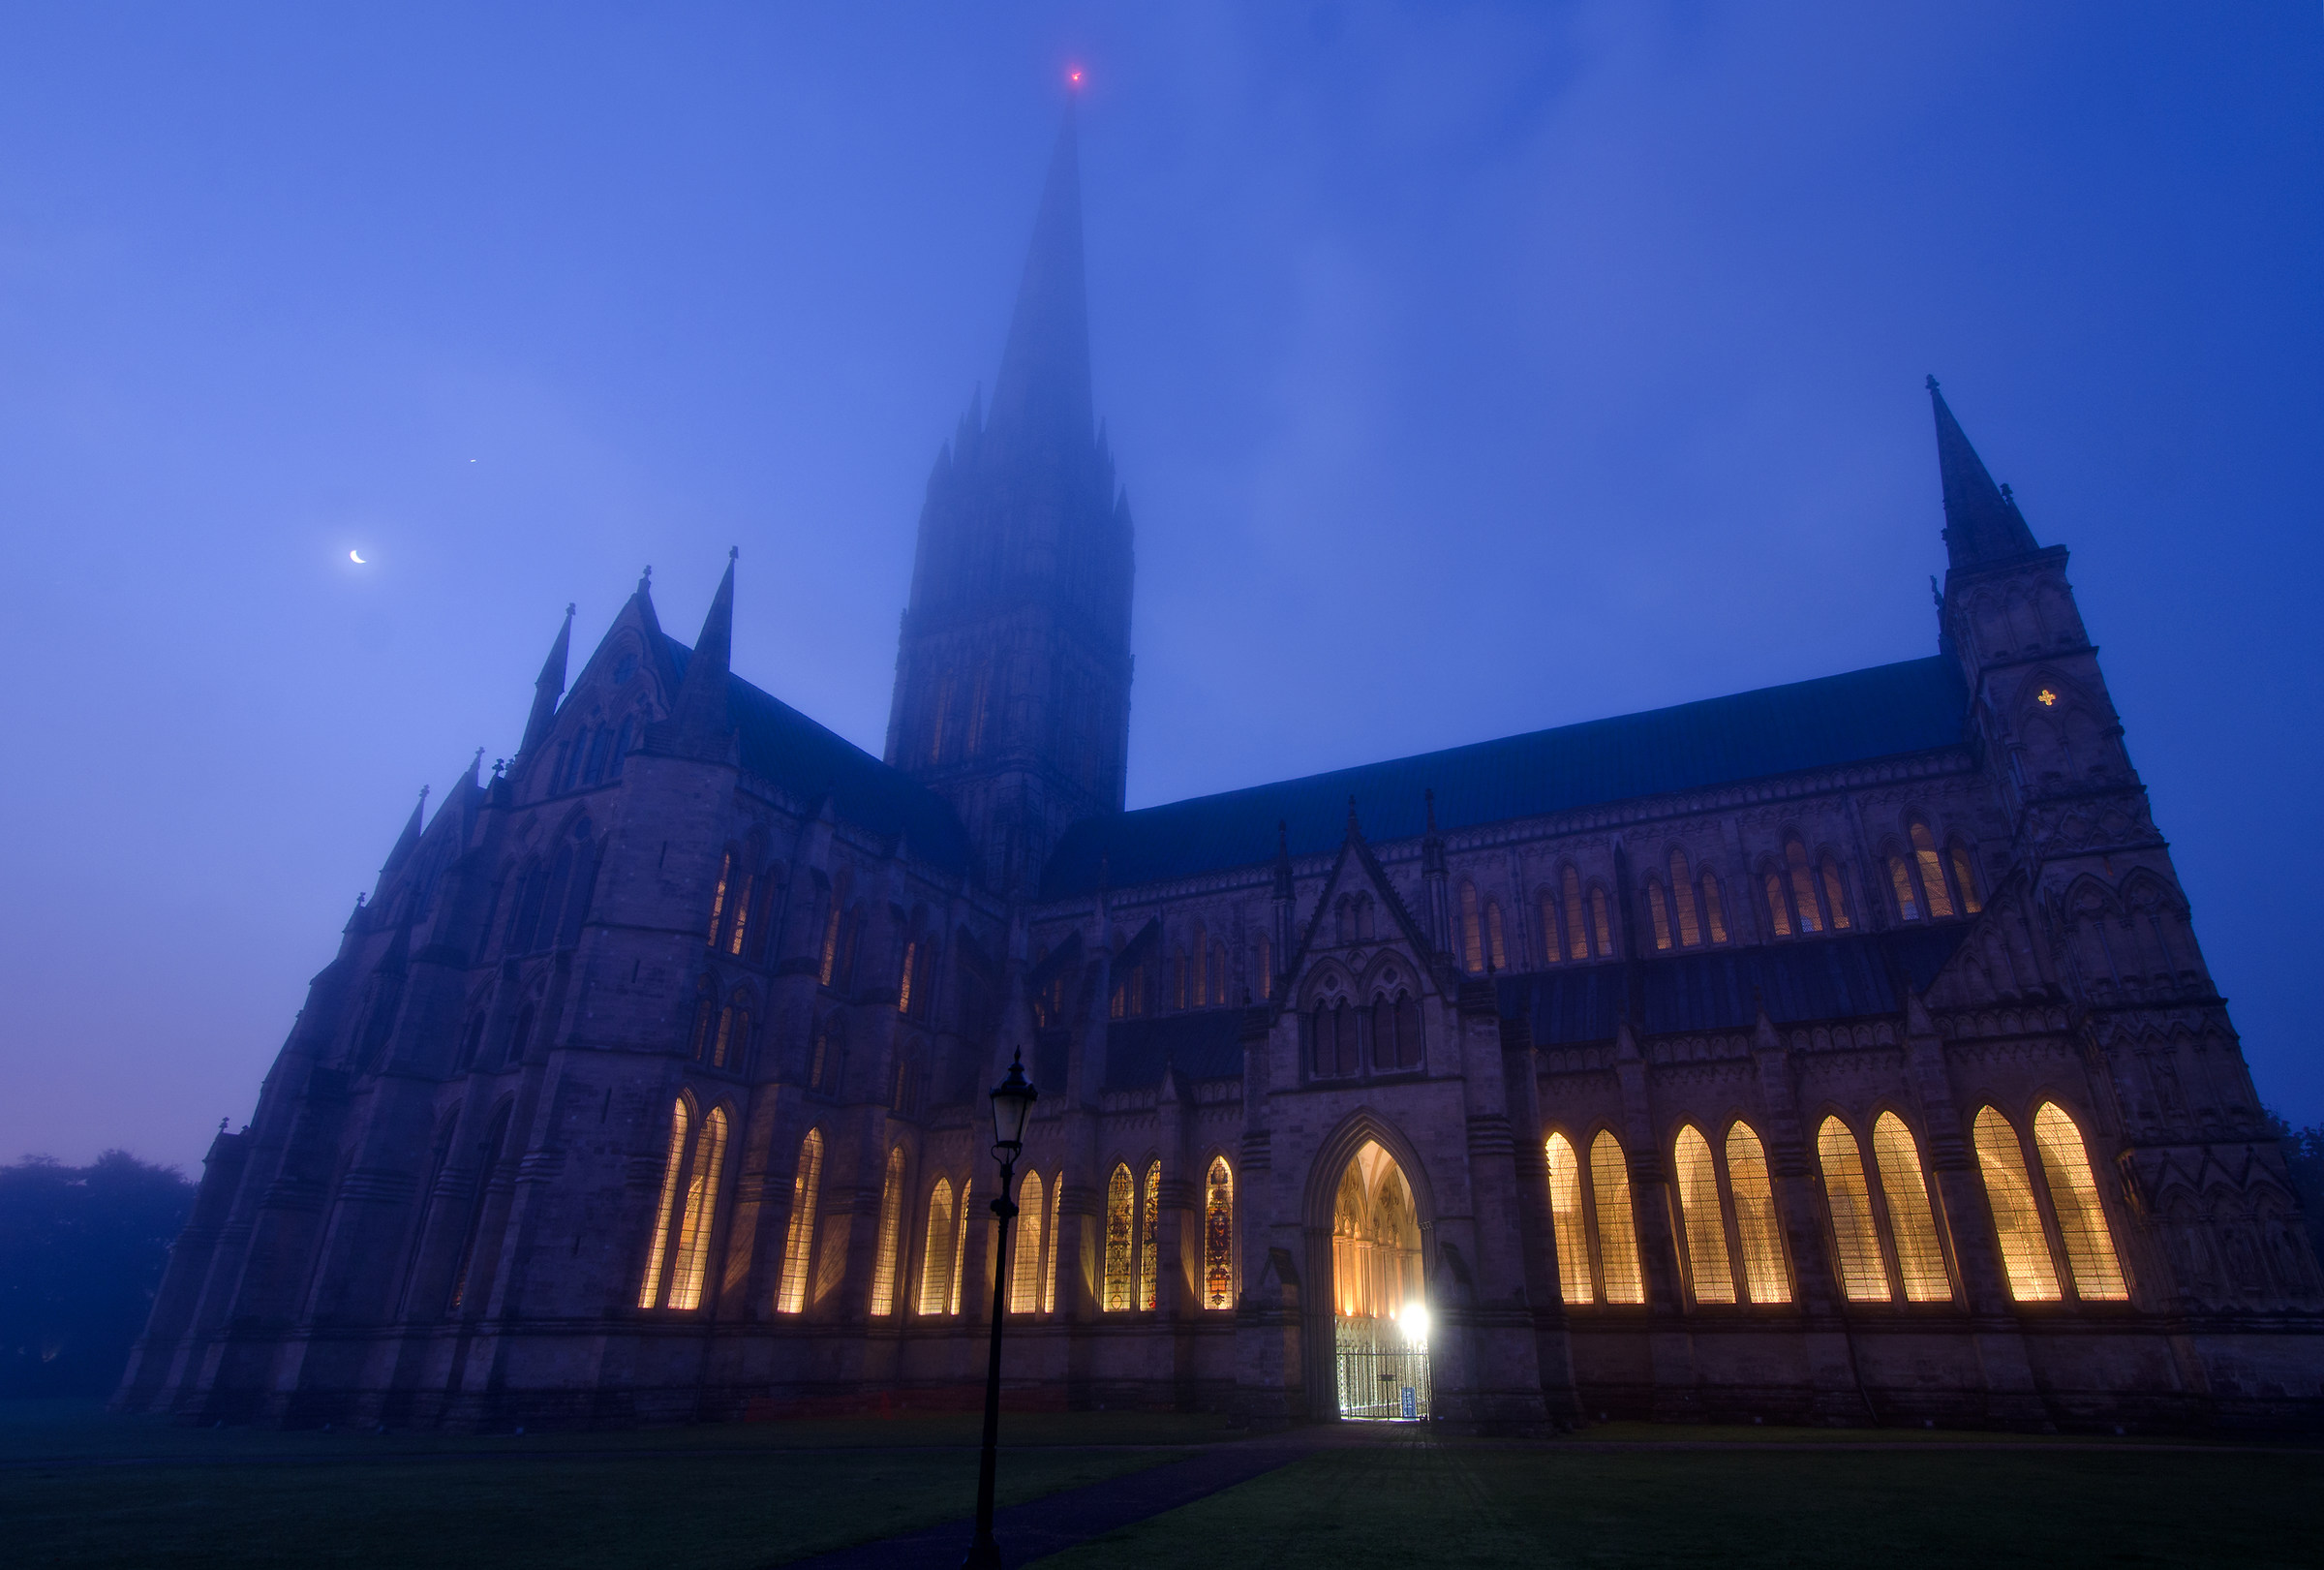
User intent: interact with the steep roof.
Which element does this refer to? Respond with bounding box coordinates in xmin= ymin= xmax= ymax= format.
xmin=662 ymin=634 xmax=971 ymax=873
xmin=1042 ymin=657 xmax=1970 ymax=899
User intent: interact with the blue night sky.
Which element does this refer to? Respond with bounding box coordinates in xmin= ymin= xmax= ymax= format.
xmin=1 ymin=4 xmax=2317 ymax=1171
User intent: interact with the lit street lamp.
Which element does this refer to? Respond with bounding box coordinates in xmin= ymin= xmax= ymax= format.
xmin=963 ymin=1049 xmax=1038 ymax=1570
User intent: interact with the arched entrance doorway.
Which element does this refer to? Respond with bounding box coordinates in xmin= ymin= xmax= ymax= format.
xmin=1331 ymin=1140 xmax=1430 ymax=1420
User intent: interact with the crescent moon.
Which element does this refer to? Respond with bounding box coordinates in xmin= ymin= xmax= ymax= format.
xmin=350 ymin=550 xmax=366 ymax=564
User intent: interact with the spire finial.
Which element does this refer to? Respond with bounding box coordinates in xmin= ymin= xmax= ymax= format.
xmin=565 ymin=601 xmax=575 ymax=620
xmin=1925 ymin=374 xmax=1940 ymax=391
xmin=638 ymin=565 xmax=653 ymax=595
xmin=728 ymin=545 xmax=738 ymax=563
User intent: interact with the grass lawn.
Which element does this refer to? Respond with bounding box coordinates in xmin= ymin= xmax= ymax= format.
xmin=1029 ymin=1435 xmax=2324 ymax=1570
xmin=2 ymin=1401 xmax=1223 ymax=1569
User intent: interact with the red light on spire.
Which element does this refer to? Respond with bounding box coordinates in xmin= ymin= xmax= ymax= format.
xmin=1067 ymin=67 xmax=1085 ymax=88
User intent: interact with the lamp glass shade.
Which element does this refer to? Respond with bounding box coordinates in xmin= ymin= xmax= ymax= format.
xmin=989 ymin=1053 xmax=1038 ymax=1150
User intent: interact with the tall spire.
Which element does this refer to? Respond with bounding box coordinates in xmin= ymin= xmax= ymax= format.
xmin=1929 ymin=377 xmax=2038 ymax=569
xmin=383 ymin=785 xmax=428 ymax=873
xmin=988 ymin=101 xmax=1092 ymax=457
xmin=518 ymin=603 xmax=575 ymax=757
xmin=668 ymin=550 xmax=737 ymax=754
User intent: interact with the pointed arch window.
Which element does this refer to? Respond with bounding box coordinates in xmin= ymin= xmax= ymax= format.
xmin=688 ymin=976 xmax=718 ymax=1062
xmin=1817 ymin=1117 xmax=1889 ymax=1302
xmin=1459 ymin=881 xmax=1484 ymax=973
xmin=1871 ymin=1113 xmax=1950 ymax=1302
xmin=1972 ymin=1107 xmax=2062 ymax=1302
xmin=726 ymin=866 xmax=756 ymax=956
xmin=897 ymin=941 xmax=918 ymax=1015
xmin=2032 ymin=1103 xmax=2127 ymax=1301
xmin=1819 ymin=857 xmax=1852 ymax=931
xmin=1372 ymin=989 xmax=1422 ymax=1071
xmin=1562 ymin=868 xmax=1590 ymax=962
xmin=712 ymin=1000 xmax=750 ymax=1072
xmin=1103 ymin=1164 xmax=1136 ymax=1311
xmin=1699 ymin=871 xmax=1728 ymax=943
xmin=1910 ymin=821 xmax=1957 ymax=919
xmin=1887 ymin=854 xmax=1922 ymax=921
xmin=1043 ymin=1174 xmax=1062 ymax=1313
xmin=817 ymin=891 xmax=843 ymax=985
xmin=706 ymin=853 xmax=734 ymax=946
xmin=1668 ymin=849 xmax=1703 ymax=947
xmin=1647 ymin=879 xmax=1673 ymax=951
xmin=1312 ymin=1000 xmax=1359 ymax=1079
xmin=918 ymin=1177 xmax=958 ymax=1315
xmin=948 ymin=1179 xmax=972 ymax=1313
xmin=640 ymin=1097 xmax=728 ymax=1310
xmin=1538 ymin=890 xmax=1564 ymax=966
xmin=1010 ymin=1170 xmax=1047 ymax=1314
xmin=1763 ymin=871 xmax=1793 ymax=938
xmin=808 ymin=1014 xmax=844 ymax=1094
xmin=869 ymin=1146 xmax=906 ymax=1316
xmin=1203 ymin=1157 xmax=1235 ymax=1308
xmin=1138 ymin=1162 xmax=1162 ymax=1311
xmin=1672 ymin=1125 xmax=1734 ymax=1305
xmin=1725 ymin=1123 xmax=1789 ymax=1304
xmin=775 ymin=1129 xmax=823 ymax=1313
xmin=1785 ymin=839 xmax=1825 ymax=934
xmin=1949 ymin=844 xmax=1984 ymax=915
xmin=1589 ymin=1131 xmax=1645 ymax=1305
xmin=1588 ymin=887 xmax=1613 ymax=958
xmin=1545 ymin=1133 xmax=1594 ymax=1305
xmin=1484 ymin=899 xmax=1507 ymax=970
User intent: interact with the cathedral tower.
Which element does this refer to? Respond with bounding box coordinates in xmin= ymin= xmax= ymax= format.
xmin=883 ymin=103 xmax=1135 ymax=894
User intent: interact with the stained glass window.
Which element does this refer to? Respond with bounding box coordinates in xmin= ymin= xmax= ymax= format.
xmin=1700 ymin=872 xmax=1728 ymax=943
xmin=1818 ymin=1117 xmax=1890 ymax=1302
xmin=1820 ymin=857 xmax=1851 ymax=931
xmin=1911 ymin=821 xmax=1956 ymax=918
xmin=1671 ymin=850 xmax=1701 ymax=947
xmin=667 ymin=1106 xmax=728 ymax=1311
xmin=776 ymin=1130 xmax=821 ymax=1313
xmin=1010 ymin=1170 xmax=1045 ymax=1314
xmin=1563 ymin=868 xmax=1589 ymax=961
xmin=1204 ymin=1157 xmax=1235 ymax=1308
xmin=1103 ymin=1164 xmax=1136 ymax=1310
xmin=1786 ymin=839 xmax=1823 ymax=934
xmin=638 ymin=1098 xmax=690 ymax=1308
xmin=1726 ymin=1123 xmax=1789 ymax=1305
xmin=1765 ymin=872 xmax=1793 ymax=938
xmin=1590 ymin=1131 xmax=1644 ymax=1305
xmin=2033 ymin=1103 xmax=2127 ymax=1301
xmin=1872 ymin=1113 xmax=1950 ymax=1302
xmin=1888 ymin=855 xmax=1920 ymax=921
xmin=869 ymin=1146 xmax=905 ymax=1316
xmin=1972 ymin=1108 xmax=2062 ymax=1302
xmin=1138 ymin=1163 xmax=1161 ymax=1310
xmin=948 ymin=1179 xmax=972 ymax=1314
xmin=1545 ymin=1134 xmax=1593 ymax=1305
xmin=1044 ymin=1173 xmax=1062 ymax=1313
xmin=1951 ymin=846 xmax=1984 ymax=915
xmin=919 ymin=1178 xmax=957 ymax=1315
xmin=1672 ymin=1125 xmax=1734 ymax=1304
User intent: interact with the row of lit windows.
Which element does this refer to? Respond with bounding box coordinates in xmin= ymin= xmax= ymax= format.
xmin=1544 ymin=1102 xmax=2125 ymax=1309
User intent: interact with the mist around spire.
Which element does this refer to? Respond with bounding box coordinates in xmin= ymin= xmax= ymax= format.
xmin=988 ymin=101 xmax=1093 ymax=460
xmin=1929 ymin=378 xmax=2039 ymax=569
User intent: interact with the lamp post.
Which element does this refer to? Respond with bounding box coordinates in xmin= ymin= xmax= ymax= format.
xmin=964 ymin=1049 xmax=1038 ymax=1570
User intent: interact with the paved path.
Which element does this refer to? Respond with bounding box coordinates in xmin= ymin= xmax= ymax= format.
xmin=774 ymin=1431 xmax=1330 ymax=1570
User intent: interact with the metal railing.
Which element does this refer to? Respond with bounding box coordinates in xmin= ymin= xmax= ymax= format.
xmin=1333 ymin=1315 xmax=1431 ymax=1420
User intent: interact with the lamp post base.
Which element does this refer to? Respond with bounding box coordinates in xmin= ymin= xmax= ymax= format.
xmin=962 ymin=1527 xmax=1005 ymax=1569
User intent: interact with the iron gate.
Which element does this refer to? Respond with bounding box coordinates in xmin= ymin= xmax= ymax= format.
xmin=1333 ymin=1315 xmax=1431 ymax=1421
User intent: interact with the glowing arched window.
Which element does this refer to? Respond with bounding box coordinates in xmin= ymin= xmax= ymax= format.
xmin=1911 ymin=821 xmax=1956 ymax=918
xmin=1545 ymin=1133 xmax=1593 ymax=1305
xmin=948 ymin=1179 xmax=972 ymax=1313
xmin=1459 ymin=882 xmax=1484 ymax=973
xmin=897 ymin=941 xmax=917 ymax=1015
xmin=1871 ymin=1113 xmax=1950 ymax=1302
xmin=919 ymin=1178 xmax=957 ymax=1315
xmin=1888 ymin=855 xmax=1921 ymax=921
xmin=1819 ymin=857 xmax=1852 ymax=931
xmin=1725 ymin=1123 xmax=1789 ymax=1305
xmin=2032 ymin=1103 xmax=2127 ymax=1301
xmin=726 ymin=869 xmax=754 ymax=956
xmin=1203 ymin=1157 xmax=1235 ymax=1308
xmin=1950 ymin=845 xmax=1984 ymax=915
xmin=1043 ymin=1174 xmax=1062 ymax=1313
xmin=1972 ymin=1108 xmax=2062 ymax=1302
xmin=1562 ymin=868 xmax=1589 ymax=961
xmin=775 ymin=1129 xmax=822 ymax=1313
xmin=868 ymin=1146 xmax=906 ymax=1316
xmin=1010 ymin=1170 xmax=1046 ymax=1314
xmin=1763 ymin=872 xmax=1792 ymax=938
xmin=1668 ymin=849 xmax=1702 ymax=947
xmin=1589 ymin=888 xmax=1613 ymax=958
xmin=1103 ymin=1164 xmax=1136 ymax=1310
xmin=1817 ymin=1117 xmax=1889 ymax=1302
xmin=1785 ymin=839 xmax=1824 ymax=934
xmin=1647 ymin=880 xmax=1673 ymax=951
xmin=1589 ymin=1131 xmax=1644 ymax=1305
xmin=1138 ymin=1162 xmax=1162 ymax=1310
xmin=1700 ymin=872 xmax=1728 ymax=943
xmin=706 ymin=852 xmax=733 ymax=945
xmin=638 ymin=1098 xmax=690 ymax=1308
xmin=666 ymin=1106 xmax=728 ymax=1311
xmin=1672 ymin=1125 xmax=1734 ymax=1305
xmin=713 ymin=1002 xmax=749 ymax=1070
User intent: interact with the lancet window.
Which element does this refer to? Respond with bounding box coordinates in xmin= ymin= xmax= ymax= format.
xmin=775 ymin=1129 xmax=822 ymax=1313
xmin=2032 ymin=1103 xmax=2128 ymax=1301
xmin=711 ymin=997 xmax=750 ymax=1072
xmin=1544 ymin=1133 xmax=1594 ymax=1305
xmin=1725 ymin=1123 xmax=1789 ymax=1304
xmin=1816 ymin=1114 xmax=1954 ymax=1304
xmin=918 ymin=1179 xmax=957 ymax=1315
xmin=947 ymin=1179 xmax=972 ymax=1313
xmin=808 ymin=1014 xmax=845 ymax=1094
xmin=1371 ymin=988 xmax=1423 ymax=1071
xmin=1671 ymin=1126 xmax=1734 ymax=1303
xmin=638 ymin=1097 xmax=728 ymax=1312
xmin=1311 ymin=999 xmax=1360 ymax=1079
xmin=688 ymin=976 xmax=718 ymax=1062
xmin=1043 ymin=1175 xmax=1062 ymax=1312
xmin=869 ymin=1146 xmax=906 ymax=1316
xmin=1010 ymin=1170 xmax=1047 ymax=1314
xmin=1562 ymin=868 xmax=1589 ymax=961
xmin=1818 ymin=1117 xmax=1887 ymax=1301
xmin=1972 ymin=1107 xmax=2061 ymax=1302
xmin=1872 ymin=1113 xmax=1951 ymax=1301
xmin=1203 ymin=1157 xmax=1235 ymax=1309
xmin=1103 ymin=1164 xmax=1136 ymax=1311
xmin=1138 ymin=1162 xmax=1161 ymax=1311
xmin=1589 ymin=1131 xmax=1646 ymax=1304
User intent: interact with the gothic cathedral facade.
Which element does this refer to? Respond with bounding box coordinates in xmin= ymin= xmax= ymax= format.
xmin=121 ymin=111 xmax=2324 ymax=1432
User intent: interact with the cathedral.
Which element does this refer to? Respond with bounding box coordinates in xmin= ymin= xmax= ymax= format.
xmin=119 ymin=108 xmax=2324 ymax=1433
